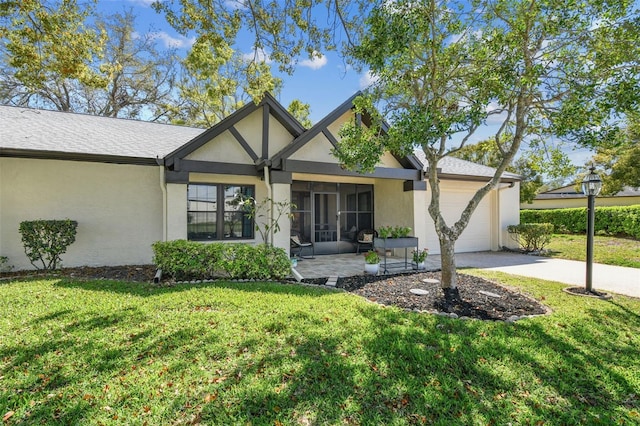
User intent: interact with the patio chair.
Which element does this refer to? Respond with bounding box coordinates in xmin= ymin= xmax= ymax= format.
xmin=356 ymin=229 xmax=378 ymax=254
xmin=291 ymin=233 xmax=314 ymax=259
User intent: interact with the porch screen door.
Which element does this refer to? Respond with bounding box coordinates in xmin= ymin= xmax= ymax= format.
xmin=314 ymin=193 xmax=339 ymax=251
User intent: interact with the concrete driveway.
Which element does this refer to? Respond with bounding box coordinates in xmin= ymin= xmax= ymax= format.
xmin=452 ymin=251 xmax=640 ymax=298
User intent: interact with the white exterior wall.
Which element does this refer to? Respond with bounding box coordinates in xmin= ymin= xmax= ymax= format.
xmin=420 ymin=180 xmax=521 ymax=254
xmin=499 ymin=182 xmax=521 ymax=250
xmin=271 ymin=182 xmax=292 ymax=254
xmin=166 ymin=183 xmax=187 ymax=241
xmin=0 ymin=157 xmax=163 ymax=270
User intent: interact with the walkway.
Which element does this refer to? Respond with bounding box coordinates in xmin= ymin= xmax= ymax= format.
xmin=293 ymin=251 xmax=640 ymax=298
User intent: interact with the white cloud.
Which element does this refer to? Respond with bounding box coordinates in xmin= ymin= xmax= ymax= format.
xmin=125 ymin=0 xmax=155 ymax=6
xmin=242 ymin=48 xmax=272 ymax=64
xmin=224 ymin=0 xmax=248 ymax=10
xmin=359 ymin=70 xmax=379 ymax=89
xmin=147 ymin=31 xmax=195 ymax=49
xmin=299 ymin=53 xmax=327 ymax=70
xmin=485 ymin=102 xmax=508 ymax=124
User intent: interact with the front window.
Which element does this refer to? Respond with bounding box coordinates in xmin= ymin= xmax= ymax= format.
xmin=188 ymin=184 xmax=254 ymax=241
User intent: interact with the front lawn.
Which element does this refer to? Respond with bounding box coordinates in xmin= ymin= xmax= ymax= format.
xmin=545 ymin=234 xmax=640 ymax=268
xmin=1 ymin=274 xmax=639 ymax=425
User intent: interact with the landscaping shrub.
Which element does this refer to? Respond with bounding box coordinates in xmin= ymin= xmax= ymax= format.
xmin=152 ymin=240 xmax=224 ymax=281
xmin=19 ymin=219 xmax=78 ymax=270
xmin=521 ymin=205 xmax=640 ymax=239
xmin=152 ymin=240 xmax=291 ymax=281
xmin=507 ymin=223 xmax=554 ymax=252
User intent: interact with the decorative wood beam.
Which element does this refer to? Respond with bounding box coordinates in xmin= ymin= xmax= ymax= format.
xmin=229 ymin=126 xmax=259 ymax=162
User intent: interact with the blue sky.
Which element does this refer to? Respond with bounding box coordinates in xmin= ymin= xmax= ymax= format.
xmin=96 ymin=0 xmax=593 ymax=167
xmin=97 ymin=0 xmax=368 ymax=123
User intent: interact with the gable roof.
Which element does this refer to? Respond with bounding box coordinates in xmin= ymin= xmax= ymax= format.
xmin=270 ymin=91 xmax=423 ymax=171
xmin=412 ymin=150 xmax=521 ymax=182
xmin=0 ymin=105 xmax=202 ymax=164
xmin=164 ymin=92 xmax=305 ymax=168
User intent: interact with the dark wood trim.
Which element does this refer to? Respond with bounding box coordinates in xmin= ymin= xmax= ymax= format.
xmin=229 ymin=126 xmax=258 ymax=162
xmin=433 ymin=173 xmax=521 ymax=184
xmin=262 ymin=103 xmax=269 ymax=159
xmin=164 ymin=103 xmax=258 ymax=166
xmin=165 ymin=92 xmax=304 ymax=167
xmin=282 ymin=159 xmax=421 ymax=180
xmin=270 ymin=170 xmax=292 ymax=184
xmin=165 ymin=170 xmax=189 ymax=183
xmin=270 ymin=91 xmax=362 ymax=165
xmin=261 ymin=92 xmax=306 ymax=135
xmin=322 ymin=129 xmax=340 ymax=148
xmin=403 ymin=180 xmax=427 ymax=191
xmin=179 ymin=159 xmax=258 ymax=176
xmin=0 ymin=148 xmax=157 ymax=166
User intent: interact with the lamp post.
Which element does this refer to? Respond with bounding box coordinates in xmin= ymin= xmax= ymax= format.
xmin=581 ymin=166 xmax=602 ymax=292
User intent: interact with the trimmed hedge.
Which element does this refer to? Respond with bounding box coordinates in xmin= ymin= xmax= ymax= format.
xmin=521 ymin=205 xmax=640 ymax=239
xmin=507 ymin=223 xmax=554 ymax=252
xmin=152 ymin=240 xmax=291 ymax=281
xmin=19 ymin=219 xmax=78 ymax=270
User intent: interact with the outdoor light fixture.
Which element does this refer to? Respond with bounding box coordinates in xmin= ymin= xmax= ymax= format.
xmin=581 ymin=165 xmax=602 ymax=292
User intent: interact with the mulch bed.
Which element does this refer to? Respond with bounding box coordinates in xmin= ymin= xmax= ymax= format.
xmin=334 ymin=271 xmax=549 ymax=321
xmin=1 ymin=266 xmax=550 ymax=321
xmin=0 ymin=265 xmax=157 ymax=283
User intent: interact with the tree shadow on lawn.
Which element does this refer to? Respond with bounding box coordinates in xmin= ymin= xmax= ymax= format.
xmin=208 ymin=303 xmax=640 ymax=425
xmin=52 ymin=277 xmax=338 ymax=298
xmin=5 ymin=279 xmax=638 ymax=424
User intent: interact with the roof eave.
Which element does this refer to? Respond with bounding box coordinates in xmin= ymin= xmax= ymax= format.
xmin=0 ymin=148 xmax=158 ymax=166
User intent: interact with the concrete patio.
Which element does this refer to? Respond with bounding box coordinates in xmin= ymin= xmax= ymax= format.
xmin=291 ymin=251 xmax=640 ymax=298
xmin=292 ymin=252 xmax=439 ymax=279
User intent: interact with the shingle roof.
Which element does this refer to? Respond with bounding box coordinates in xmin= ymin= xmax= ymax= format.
xmin=412 ymin=149 xmax=521 ymax=180
xmin=535 ymin=184 xmax=640 ymax=199
xmin=1 ymin=104 xmax=519 ymax=181
xmin=0 ymin=105 xmax=203 ymax=160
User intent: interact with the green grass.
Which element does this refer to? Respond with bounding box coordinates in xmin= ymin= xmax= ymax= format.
xmin=1 ymin=274 xmax=639 ymax=425
xmin=544 ymin=234 xmax=640 ymax=268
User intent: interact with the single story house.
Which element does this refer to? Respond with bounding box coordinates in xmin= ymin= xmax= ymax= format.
xmin=0 ymin=93 xmax=520 ymax=271
xmin=522 ymin=184 xmax=640 ymax=210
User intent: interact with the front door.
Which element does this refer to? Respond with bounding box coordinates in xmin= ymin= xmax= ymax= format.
xmin=313 ymin=192 xmax=339 ymax=253
xmin=291 ymin=181 xmax=374 ymax=255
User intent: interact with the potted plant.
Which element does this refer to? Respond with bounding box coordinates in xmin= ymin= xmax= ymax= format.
xmin=412 ymin=248 xmax=429 ymax=270
xmin=364 ymin=250 xmax=380 ymax=275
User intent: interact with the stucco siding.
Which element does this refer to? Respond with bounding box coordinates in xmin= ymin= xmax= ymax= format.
xmin=185 ymin=129 xmax=254 ymax=164
xmin=268 ymin=115 xmax=295 ymax=157
xmin=233 ymin=109 xmax=263 ymax=158
xmin=0 ymin=157 xmax=162 ymax=270
xmin=499 ymin=182 xmax=520 ymax=250
xmin=289 ymin=132 xmax=335 ymax=163
xmin=326 ymin=111 xmax=352 ymax=137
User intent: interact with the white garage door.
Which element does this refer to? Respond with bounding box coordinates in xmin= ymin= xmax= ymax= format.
xmin=425 ymin=185 xmax=492 ymax=253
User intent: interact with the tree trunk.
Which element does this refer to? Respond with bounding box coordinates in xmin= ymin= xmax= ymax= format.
xmin=439 ymin=237 xmax=457 ymax=289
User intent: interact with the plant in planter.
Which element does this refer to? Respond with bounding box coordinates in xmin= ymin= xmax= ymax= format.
xmin=412 ymin=248 xmax=429 ymax=269
xmin=364 ymin=250 xmax=380 ymax=275
xmin=378 ymin=226 xmax=392 ymax=239
xmin=391 ymin=226 xmax=412 ymax=238
xmin=377 ymin=225 xmax=412 ymax=239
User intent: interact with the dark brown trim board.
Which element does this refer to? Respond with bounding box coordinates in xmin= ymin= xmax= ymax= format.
xmin=0 ymin=148 xmax=158 ymax=166
xmin=178 ymin=159 xmax=258 ymax=176
xmin=281 ymin=159 xmax=421 ymax=180
xmin=404 ymin=180 xmax=427 ymax=191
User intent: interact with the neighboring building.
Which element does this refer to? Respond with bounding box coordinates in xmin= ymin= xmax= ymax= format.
xmin=522 ymin=184 xmax=640 ymax=210
xmin=0 ymin=93 xmax=521 ymax=270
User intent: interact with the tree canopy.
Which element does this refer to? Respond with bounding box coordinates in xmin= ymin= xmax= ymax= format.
xmin=588 ymin=114 xmax=640 ymax=195
xmin=334 ymin=0 xmax=639 ymax=288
